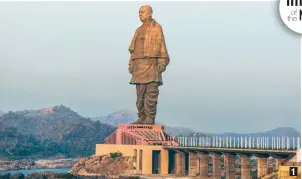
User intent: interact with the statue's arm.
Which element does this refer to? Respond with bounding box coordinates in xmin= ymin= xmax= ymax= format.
xmin=158 ymin=58 xmax=169 ymax=66
xmin=128 ymin=58 xmax=134 ymax=74
xmin=128 ymin=27 xmax=139 ymax=54
xmin=129 ymin=58 xmax=134 ymax=66
xmin=157 ymin=26 xmax=170 ymax=68
xmin=128 ymin=28 xmax=139 ymax=74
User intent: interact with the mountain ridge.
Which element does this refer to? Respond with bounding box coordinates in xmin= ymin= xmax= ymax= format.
xmin=92 ymin=108 xmax=300 ymax=137
xmin=0 ymin=105 xmax=299 ymax=160
xmin=215 ymin=126 xmax=300 ymax=137
xmin=91 ymin=109 xmax=197 ymax=136
xmin=0 ymin=105 xmax=115 ymax=160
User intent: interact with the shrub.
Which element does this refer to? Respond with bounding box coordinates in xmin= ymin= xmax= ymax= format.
xmin=110 ymin=151 xmax=122 ymax=158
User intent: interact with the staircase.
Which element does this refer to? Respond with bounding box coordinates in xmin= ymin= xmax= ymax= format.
xmin=104 ymin=124 xmax=179 ymax=146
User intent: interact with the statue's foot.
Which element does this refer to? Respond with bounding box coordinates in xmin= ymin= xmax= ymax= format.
xmin=144 ymin=117 xmax=155 ymax=125
xmin=131 ymin=116 xmax=146 ymax=124
xmin=131 ymin=119 xmax=143 ymax=124
xmin=131 ymin=114 xmax=146 ymax=124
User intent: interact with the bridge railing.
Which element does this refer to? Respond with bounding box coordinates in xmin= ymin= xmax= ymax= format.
xmin=167 ymin=136 xmax=301 ymax=150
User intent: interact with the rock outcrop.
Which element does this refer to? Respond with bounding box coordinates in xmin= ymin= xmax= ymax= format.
xmin=70 ymin=152 xmax=136 ymax=176
xmin=0 ymin=159 xmax=35 ymax=170
xmin=1 ymin=172 xmax=140 ymax=179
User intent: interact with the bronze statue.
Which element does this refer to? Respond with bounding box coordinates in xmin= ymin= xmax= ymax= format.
xmin=128 ymin=5 xmax=170 ymax=125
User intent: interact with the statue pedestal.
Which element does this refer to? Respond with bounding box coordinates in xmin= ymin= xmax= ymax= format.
xmin=104 ymin=124 xmax=179 ymax=146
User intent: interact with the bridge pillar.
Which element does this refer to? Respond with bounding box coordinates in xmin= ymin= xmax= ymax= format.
xmin=175 ymin=151 xmax=186 ymax=176
xmin=196 ymin=155 xmax=200 ymax=174
xmin=275 ymin=158 xmax=283 ymax=171
xmin=212 ymin=153 xmax=221 ymax=179
xmin=257 ymin=157 xmax=268 ymax=177
xmin=224 ymin=153 xmax=236 ymax=179
xmin=241 ymin=155 xmax=251 ymax=179
xmin=199 ymin=152 xmax=209 ymax=178
xmin=189 ymin=152 xmax=198 ymax=176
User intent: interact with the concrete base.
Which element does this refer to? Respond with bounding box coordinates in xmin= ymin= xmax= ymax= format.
xmin=96 ymin=144 xmax=170 ymax=175
xmin=104 ymin=124 xmax=179 ymax=146
xmin=275 ymin=158 xmax=283 ymax=171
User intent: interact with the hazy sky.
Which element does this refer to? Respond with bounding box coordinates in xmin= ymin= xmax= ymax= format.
xmin=0 ymin=1 xmax=300 ymax=133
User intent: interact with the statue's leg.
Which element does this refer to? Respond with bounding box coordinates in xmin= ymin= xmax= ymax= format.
xmin=132 ymin=84 xmax=147 ymax=124
xmin=144 ymin=82 xmax=159 ymax=125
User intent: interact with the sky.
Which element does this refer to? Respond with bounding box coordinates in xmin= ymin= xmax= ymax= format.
xmin=0 ymin=1 xmax=300 ymax=133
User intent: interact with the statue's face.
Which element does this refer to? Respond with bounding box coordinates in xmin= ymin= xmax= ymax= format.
xmin=139 ymin=6 xmax=152 ymax=22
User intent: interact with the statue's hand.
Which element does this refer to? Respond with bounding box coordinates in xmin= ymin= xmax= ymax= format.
xmin=129 ymin=49 xmax=134 ymax=54
xmin=128 ymin=65 xmax=134 ymax=74
xmin=158 ymin=64 xmax=166 ymax=73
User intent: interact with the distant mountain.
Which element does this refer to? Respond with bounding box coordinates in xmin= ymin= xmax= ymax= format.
xmin=0 ymin=110 xmax=5 ymax=116
xmin=14 ymin=105 xmax=84 ymax=121
xmin=158 ymin=122 xmax=205 ymax=136
xmin=1 ymin=105 xmax=298 ymax=160
xmin=214 ymin=127 xmax=300 ymax=137
xmin=262 ymin=127 xmax=300 ymax=137
xmin=92 ymin=109 xmax=137 ymax=126
xmin=92 ymin=109 xmax=199 ymax=136
xmin=0 ymin=105 xmax=115 ymax=160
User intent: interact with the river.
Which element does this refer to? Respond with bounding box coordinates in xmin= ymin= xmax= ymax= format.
xmin=0 ymin=168 xmax=71 ymax=176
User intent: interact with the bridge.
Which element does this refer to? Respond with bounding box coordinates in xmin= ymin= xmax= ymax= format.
xmin=164 ymin=146 xmax=296 ymax=157
xmin=173 ymin=136 xmax=301 ymax=150
xmin=101 ymin=124 xmax=301 ymax=179
xmin=162 ymin=136 xmax=300 ymax=178
xmin=163 ymin=146 xmax=298 ymax=178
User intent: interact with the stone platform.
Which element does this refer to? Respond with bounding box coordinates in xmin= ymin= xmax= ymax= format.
xmin=104 ymin=124 xmax=179 ymax=146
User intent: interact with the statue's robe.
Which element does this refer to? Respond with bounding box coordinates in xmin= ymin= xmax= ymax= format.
xmin=128 ymin=19 xmax=170 ymax=86
xmin=128 ymin=19 xmax=170 ymax=124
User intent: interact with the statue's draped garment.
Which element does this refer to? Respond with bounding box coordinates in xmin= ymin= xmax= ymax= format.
xmin=128 ymin=19 xmax=169 ymax=124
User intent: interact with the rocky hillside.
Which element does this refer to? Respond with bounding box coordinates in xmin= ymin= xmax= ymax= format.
xmin=1 ymin=172 xmax=140 ymax=179
xmin=0 ymin=105 xmax=298 ymax=160
xmin=92 ymin=109 xmax=197 ymax=136
xmin=70 ymin=152 xmax=136 ymax=176
xmin=0 ymin=105 xmax=115 ymax=160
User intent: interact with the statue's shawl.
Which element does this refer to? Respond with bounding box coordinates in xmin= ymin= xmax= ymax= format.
xmin=129 ymin=19 xmax=170 ymax=64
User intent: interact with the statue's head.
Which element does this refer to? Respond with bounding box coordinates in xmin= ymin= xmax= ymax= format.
xmin=139 ymin=5 xmax=153 ymax=23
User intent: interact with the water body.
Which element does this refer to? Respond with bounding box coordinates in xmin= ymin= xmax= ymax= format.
xmin=0 ymin=168 xmax=71 ymax=176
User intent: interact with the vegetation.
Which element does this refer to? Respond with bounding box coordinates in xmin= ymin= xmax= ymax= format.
xmin=0 ymin=105 xmax=116 ymax=160
xmin=110 ymin=152 xmax=122 ymax=159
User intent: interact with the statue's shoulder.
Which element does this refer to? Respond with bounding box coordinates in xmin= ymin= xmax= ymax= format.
xmin=152 ymin=20 xmax=162 ymax=28
xmin=151 ymin=20 xmax=163 ymax=33
xmin=135 ymin=25 xmax=141 ymax=31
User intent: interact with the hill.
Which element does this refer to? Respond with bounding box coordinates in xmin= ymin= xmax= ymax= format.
xmin=213 ymin=127 xmax=300 ymax=137
xmin=0 ymin=105 xmax=115 ymax=160
xmin=0 ymin=110 xmax=5 ymax=116
xmin=0 ymin=106 xmax=299 ymax=160
xmin=92 ymin=109 xmax=198 ymax=136
xmin=92 ymin=109 xmax=299 ymax=137
xmin=91 ymin=109 xmax=136 ymax=126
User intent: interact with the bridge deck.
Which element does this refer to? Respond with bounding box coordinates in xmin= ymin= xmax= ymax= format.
xmin=164 ymin=146 xmax=297 ymax=156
